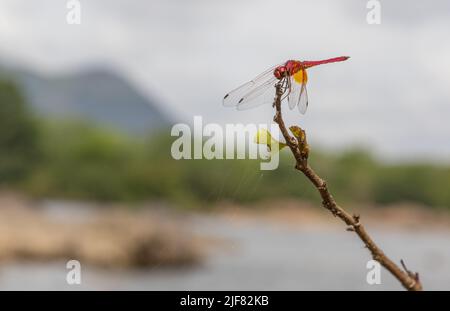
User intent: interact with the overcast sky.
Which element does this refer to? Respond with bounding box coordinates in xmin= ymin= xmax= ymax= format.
xmin=0 ymin=0 xmax=449 ymax=161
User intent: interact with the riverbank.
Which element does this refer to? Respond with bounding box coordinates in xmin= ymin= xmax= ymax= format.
xmin=0 ymin=192 xmax=449 ymax=273
xmin=211 ymin=199 xmax=450 ymax=232
xmin=0 ymin=193 xmax=204 ymax=268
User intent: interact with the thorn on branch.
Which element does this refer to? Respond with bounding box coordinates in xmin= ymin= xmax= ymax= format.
xmin=400 ymin=259 xmax=420 ymax=283
xmin=352 ymin=214 xmax=361 ymax=228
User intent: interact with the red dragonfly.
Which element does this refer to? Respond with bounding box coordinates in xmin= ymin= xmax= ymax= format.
xmin=223 ymin=56 xmax=349 ymax=114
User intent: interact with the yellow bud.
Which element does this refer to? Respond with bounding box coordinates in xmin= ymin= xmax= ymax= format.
xmin=289 ymin=125 xmax=309 ymax=159
xmin=289 ymin=126 xmax=305 ymax=141
xmin=254 ymin=128 xmax=286 ymax=155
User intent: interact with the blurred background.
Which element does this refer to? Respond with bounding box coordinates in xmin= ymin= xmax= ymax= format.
xmin=0 ymin=0 xmax=449 ymax=290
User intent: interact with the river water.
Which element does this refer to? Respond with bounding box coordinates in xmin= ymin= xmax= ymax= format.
xmin=0 ymin=213 xmax=449 ymax=290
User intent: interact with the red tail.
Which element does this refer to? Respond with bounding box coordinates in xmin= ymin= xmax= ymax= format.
xmin=303 ymin=56 xmax=350 ymax=68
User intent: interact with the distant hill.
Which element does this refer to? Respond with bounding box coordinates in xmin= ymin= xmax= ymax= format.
xmin=0 ymin=64 xmax=170 ymax=134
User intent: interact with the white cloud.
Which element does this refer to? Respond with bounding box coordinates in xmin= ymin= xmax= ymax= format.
xmin=0 ymin=0 xmax=449 ymax=160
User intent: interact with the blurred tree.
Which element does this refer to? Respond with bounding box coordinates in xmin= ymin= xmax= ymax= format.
xmin=0 ymin=78 xmax=39 ymax=183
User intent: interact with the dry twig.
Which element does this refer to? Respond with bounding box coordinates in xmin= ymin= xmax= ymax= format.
xmin=272 ymin=82 xmax=422 ymax=291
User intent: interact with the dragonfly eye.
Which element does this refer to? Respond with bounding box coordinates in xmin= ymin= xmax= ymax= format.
xmin=274 ymin=67 xmax=286 ymax=80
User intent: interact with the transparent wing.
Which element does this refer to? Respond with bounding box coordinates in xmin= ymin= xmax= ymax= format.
xmin=223 ymin=64 xmax=280 ymax=108
xmin=236 ymin=77 xmax=277 ymax=110
xmin=298 ymin=84 xmax=308 ymax=114
xmin=288 ymin=77 xmax=302 ymax=110
xmin=287 ymin=69 xmax=309 ymax=114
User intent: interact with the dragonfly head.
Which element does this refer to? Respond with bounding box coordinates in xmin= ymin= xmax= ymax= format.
xmin=273 ymin=66 xmax=288 ymax=80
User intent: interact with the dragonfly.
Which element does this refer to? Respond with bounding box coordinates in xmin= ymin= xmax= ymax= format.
xmin=223 ymin=56 xmax=349 ymax=114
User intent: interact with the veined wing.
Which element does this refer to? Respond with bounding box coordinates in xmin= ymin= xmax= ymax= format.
xmin=287 ymin=69 xmax=309 ymax=114
xmin=223 ymin=64 xmax=280 ymax=109
xmin=236 ymin=76 xmax=277 ymax=110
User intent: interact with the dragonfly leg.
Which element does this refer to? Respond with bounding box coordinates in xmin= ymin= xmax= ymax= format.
xmin=280 ymin=76 xmax=291 ymax=101
xmin=273 ymin=77 xmax=288 ymax=107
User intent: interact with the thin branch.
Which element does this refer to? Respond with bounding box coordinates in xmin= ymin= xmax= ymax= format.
xmin=272 ymin=82 xmax=422 ymax=291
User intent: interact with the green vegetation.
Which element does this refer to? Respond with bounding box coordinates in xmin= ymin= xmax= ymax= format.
xmin=1 ymin=78 xmax=450 ymax=209
xmin=0 ymin=79 xmax=39 ymax=183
